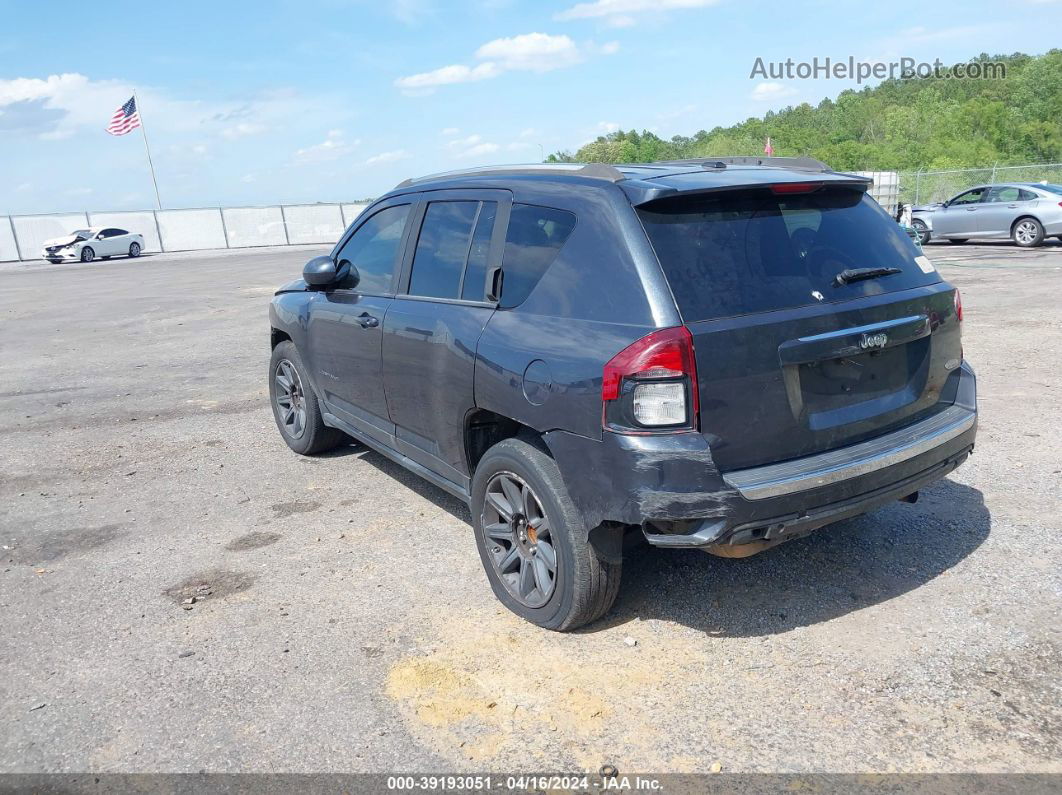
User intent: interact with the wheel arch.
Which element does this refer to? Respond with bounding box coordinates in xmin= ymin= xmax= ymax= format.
xmin=1011 ymin=213 xmax=1044 ymax=231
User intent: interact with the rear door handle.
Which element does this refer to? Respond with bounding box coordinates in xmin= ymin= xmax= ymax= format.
xmin=965 ymin=207 xmax=977 ymax=211
xmin=357 ymin=313 xmax=379 ymax=328
xmin=1007 ymin=204 xmax=1018 ymax=208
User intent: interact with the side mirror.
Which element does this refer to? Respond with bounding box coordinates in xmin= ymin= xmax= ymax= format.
xmin=302 ymin=255 xmax=339 ymax=287
xmin=96 ymin=232 xmax=105 ymax=239
xmin=336 ymin=259 xmax=360 ymax=289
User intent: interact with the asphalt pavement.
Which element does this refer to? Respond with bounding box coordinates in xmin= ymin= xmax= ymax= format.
xmin=1 ymin=240 xmax=1059 ymax=774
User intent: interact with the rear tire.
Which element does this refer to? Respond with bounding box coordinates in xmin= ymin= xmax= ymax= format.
xmin=129 ymin=242 xmax=141 ymax=258
xmin=471 ymin=438 xmax=621 ymax=631
xmin=911 ymin=220 xmax=931 ymax=246
xmin=269 ymin=341 xmax=345 ymax=455
xmin=1012 ymin=217 xmax=1044 ymax=248
xmin=80 ymin=247 xmax=94 ymax=262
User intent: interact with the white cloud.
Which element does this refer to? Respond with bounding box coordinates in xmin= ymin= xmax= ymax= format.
xmin=447 ymin=134 xmax=502 ymax=158
xmin=555 ymin=0 xmax=719 ymax=21
xmin=390 ymin=0 xmax=433 ymax=24
xmin=750 ymin=81 xmax=798 ymax=102
xmin=598 ymin=121 xmax=620 ymax=133
xmin=474 ymin=33 xmax=583 ymax=72
xmin=64 ymin=187 xmax=93 ymax=196
xmin=395 ymin=63 xmax=500 ymax=92
xmin=240 ymin=173 xmax=255 ymax=183
xmin=294 ymin=129 xmax=360 ymax=163
xmin=441 ymin=127 xmax=460 ymax=136
xmin=519 ymin=127 xmax=539 ymax=138
xmin=221 ymin=122 xmax=267 ymax=140
xmin=0 ymin=72 xmax=336 ymax=145
xmin=396 ymin=32 xmax=612 ymax=94
xmin=365 ymin=149 xmax=411 ymax=165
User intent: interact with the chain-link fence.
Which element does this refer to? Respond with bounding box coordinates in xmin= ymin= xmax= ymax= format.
xmin=0 ymin=202 xmax=371 ymax=262
xmin=899 ymin=163 xmax=1062 ymax=207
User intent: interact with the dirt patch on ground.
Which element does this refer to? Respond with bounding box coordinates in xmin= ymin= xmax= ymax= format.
xmin=385 ymin=608 xmax=690 ymax=770
xmin=270 ymin=501 xmax=321 ymax=518
xmin=4 ymin=523 xmax=126 ymax=565
xmin=225 ymin=531 xmax=282 ymax=551
xmin=162 ymin=568 xmax=256 ymax=605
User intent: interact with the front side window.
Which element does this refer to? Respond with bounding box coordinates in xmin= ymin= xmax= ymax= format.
xmin=500 ymin=204 xmax=576 ymax=308
xmin=950 ymin=188 xmax=986 ymax=206
xmin=333 ymin=204 xmax=410 ymax=294
xmin=408 ymin=200 xmax=498 ymax=301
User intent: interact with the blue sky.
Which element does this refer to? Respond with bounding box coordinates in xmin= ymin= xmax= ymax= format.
xmin=1 ymin=0 xmax=1060 ymax=214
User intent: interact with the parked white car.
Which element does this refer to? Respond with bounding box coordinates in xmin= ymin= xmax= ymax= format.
xmin=41 ymin=227 xmax=145 ymax=263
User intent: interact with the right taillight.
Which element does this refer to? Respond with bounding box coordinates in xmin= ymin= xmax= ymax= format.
xmin=954 ymin=288 xmax=963 ymax=323
xmin=602 ymin=326 xmax=699 ymax=433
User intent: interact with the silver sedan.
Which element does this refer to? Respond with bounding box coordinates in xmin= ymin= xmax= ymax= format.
xmin=911 ymin=183 xmax=1062 ymax=247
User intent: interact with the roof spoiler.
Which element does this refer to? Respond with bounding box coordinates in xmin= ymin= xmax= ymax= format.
xmin=655 ymin=156 xmax=837 ymax=173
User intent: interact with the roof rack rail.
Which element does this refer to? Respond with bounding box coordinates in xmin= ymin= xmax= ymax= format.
xmin=394 ymin=162 xmax=626 ymax=189
xmin=656 ymin=156 xmax=834 ymax=172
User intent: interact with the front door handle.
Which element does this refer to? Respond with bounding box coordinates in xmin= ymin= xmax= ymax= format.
xmin=357 ymin=313 xmax=379 ymax=329
xmin=965 ymin=207 xmax=977 ymax=211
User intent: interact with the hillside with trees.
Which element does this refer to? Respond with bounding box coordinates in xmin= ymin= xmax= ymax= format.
xmin=547 ymin=50 xmax=1062 ymax=170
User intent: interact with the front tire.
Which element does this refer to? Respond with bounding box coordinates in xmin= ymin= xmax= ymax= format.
xmin=269 ymin=341 xmax=345 ymax=455
xmin=80 ymin=247 xmax=94 ymax=262
xmin=911 ymin=220 xmax=931 ymax=246
xmin=1012 ymin=218 xmax=1044 ymax=248
xmin=129 ymin=242 xmax=141 ymax=258
xmin=471 ymin=438 xmax=621 ymax=631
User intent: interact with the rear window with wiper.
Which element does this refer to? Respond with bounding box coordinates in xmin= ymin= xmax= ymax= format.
xmin=638 ymin=187 xmax=940 ymax=321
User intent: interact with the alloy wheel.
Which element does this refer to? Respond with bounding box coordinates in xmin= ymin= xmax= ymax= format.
xmin=1015 ymin=220 xmax=1039 ymax=246
xmin=273 ymin=359 xmax=307 ymax=439
xmin=482 ymin=471 xmax=557 ymax=608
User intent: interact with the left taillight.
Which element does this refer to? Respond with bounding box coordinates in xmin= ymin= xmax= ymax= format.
xmin=602 ymin=326 xmax=699 ymax=433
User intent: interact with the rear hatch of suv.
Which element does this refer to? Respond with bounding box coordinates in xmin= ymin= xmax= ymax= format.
xmin=636 ymin=179 xmax=962 ymax=472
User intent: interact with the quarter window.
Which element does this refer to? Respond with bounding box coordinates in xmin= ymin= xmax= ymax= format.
xmin=500 ymin=204 xmax=576 ymax=308
xmin=333 ymin=204 xmax=410 ymax=294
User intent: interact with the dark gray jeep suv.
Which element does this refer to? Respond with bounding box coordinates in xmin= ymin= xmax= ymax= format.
xmin=268 ymin=157 xmax=977 ymax=631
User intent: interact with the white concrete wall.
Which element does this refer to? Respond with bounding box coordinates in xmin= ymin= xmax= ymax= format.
xmin=10 ymin=213 xmax=90 ymax=259
xmin=87 ymin=211 xmax=162 ymax=252
xmin=154 ymin=208 xmax=227 ymax=252
xmin=0 ymin=218 xmax=20 ymax=261
xmin=222 ymin=207 xmax=287 ymax=248
xmin=283 ymin=204 xmax=345 ymax=245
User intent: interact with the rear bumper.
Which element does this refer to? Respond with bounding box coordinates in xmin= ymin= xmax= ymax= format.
xmin=544 ymin=362 xmax=977 ymax=547
xmin=722 ymin=404 xmax=975 ymax=500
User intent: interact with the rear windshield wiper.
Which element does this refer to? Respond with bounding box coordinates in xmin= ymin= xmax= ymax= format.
xmin=833 ymin=267 xmax=902 ymax=286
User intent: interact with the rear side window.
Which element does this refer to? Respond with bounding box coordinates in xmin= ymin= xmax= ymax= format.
xmin=334 ymin=204 xmax=410 ymax=294
xmin=409 ymin=200 xmax=497 ymax=301
xmin=638 ymin=189 xmax=939 ymax=322
xmin=500 ymin=204 xmax=576 ymax=308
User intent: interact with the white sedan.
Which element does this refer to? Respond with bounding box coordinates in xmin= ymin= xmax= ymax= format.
xmin=41 ymin=227 xmax=145 ymax=263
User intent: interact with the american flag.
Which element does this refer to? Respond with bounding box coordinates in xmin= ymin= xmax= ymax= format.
xmin=106 ymin=96 xmax=141 ymax=136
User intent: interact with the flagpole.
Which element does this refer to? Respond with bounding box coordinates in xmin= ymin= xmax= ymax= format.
xmin=133 ymin=89 xmax=162 ymax=209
